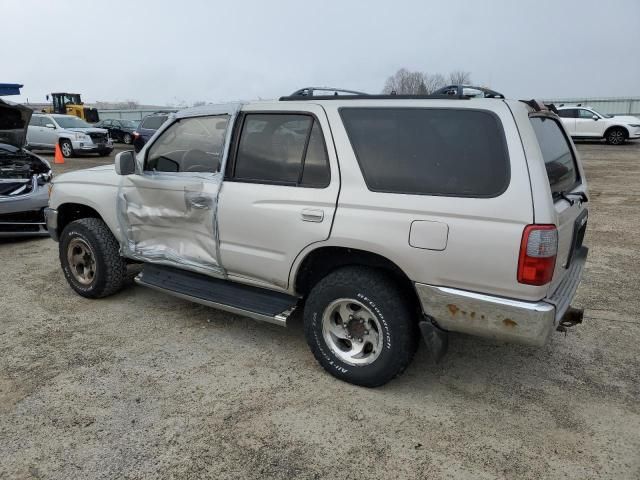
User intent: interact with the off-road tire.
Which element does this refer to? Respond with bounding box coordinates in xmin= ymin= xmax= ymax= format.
xmin=60 ymin=139 xmax=74 ymax=158
xmin=605 ymin=127 xmax=626 ymax=145
xmin=303 ymin=266 xmax=418 ymax=387
xmin=59 ymin=218 xmax=127 ymax=298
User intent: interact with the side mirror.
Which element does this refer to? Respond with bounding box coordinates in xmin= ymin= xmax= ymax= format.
xmin=592 ymin=115 xmax=599 ymax=121
xmin=115 ymin=150 xmax=136 ymax=175
xmin=45 ymin=123 xmax=56 ymax=129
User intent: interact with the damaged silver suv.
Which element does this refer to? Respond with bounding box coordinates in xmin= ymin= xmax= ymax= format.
xmin=46 ymin=87 xmax=589 ymax=387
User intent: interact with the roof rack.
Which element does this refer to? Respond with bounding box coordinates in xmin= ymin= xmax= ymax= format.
xmin=280 ymin=85 xmax=506 ymax=101
xmin=288 ymin=87 xmax=369 ymax=97
xmin=432 ymin=85 xmax=505 ymax=99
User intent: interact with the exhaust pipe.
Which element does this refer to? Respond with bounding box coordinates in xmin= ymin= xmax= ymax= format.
xmin=557 ymin=306 xmax=584 ymax=333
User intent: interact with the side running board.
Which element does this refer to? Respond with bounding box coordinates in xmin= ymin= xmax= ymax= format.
xmin=135 ymin=264 xmax=298 ymax=326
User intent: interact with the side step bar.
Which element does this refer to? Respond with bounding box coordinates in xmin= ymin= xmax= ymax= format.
xmin=135 ymin=264 xmax=298 ymax=326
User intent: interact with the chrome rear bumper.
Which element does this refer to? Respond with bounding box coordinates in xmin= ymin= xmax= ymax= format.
xmin=415 ymin=247 xmax=588 ymax=346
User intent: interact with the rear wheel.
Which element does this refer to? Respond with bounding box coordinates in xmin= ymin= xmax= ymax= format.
xmin=606 ymin=127 xmax=626 ymax=145
xmin=59 ymin=218 xmax=127 ymax=298
xmin=303 ymin=266 xmax=418 ymax=387
xmin=60 ymin=139 xmax=74 ymax=158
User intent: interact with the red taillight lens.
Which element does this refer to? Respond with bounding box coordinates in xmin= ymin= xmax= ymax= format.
xmin=517 ymin=225 xmax=558 ymax=286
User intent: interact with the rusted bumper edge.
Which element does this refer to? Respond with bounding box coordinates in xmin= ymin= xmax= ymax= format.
xmin=415 ymin=247 xmax=588 ymax=347
xmin=44 ymin=207 xmax=59 ymax=242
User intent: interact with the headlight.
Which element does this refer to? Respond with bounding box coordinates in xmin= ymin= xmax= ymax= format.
xmin=74 ymin=132 xmax=89 ymax=140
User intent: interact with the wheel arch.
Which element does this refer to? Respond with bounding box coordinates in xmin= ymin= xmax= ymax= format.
xmin=293 ymin=246 xmax=420 ymax=311
xmin=604 ymin=124 xmax=629 ymax=139
xmin=57 ymin=202 xmax=103 ymax=234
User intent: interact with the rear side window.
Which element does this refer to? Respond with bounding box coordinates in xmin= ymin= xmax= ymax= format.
xmin=141 ymin=115 xmax=168 ymax=130
xmin=530 ymin=116 xmax=579 ymax=195
xmin=232 ymin=113 xmax=330 ymax=187
xmin=340 ymin=108 xmax=509 ymax=197
xmin=557 ymin=109 xmax=578 ymax=118
xmin=30 ymin=116 xmax=43 ymax=127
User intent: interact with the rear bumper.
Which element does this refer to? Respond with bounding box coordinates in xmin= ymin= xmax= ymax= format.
xmin=415 ymin=247 xmax=588 ymax=346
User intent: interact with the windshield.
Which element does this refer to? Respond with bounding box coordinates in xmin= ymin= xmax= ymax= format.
xmin=591 ymin=108 xmax=613 ymax=119
xmin=54 ymin=116 xmax=91 ymax=129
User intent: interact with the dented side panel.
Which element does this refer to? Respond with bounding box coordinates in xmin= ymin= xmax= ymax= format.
xmin=117 ymin=172 xmax=225 ymax=276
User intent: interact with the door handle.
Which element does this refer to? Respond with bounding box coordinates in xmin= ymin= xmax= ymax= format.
xmin=186 ymin=196 xmax=211 ymax=210
xmin=301 ymin=208 xmax=324 ymax=222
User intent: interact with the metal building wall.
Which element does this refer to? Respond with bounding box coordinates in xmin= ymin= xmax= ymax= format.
xmin=543 ymin=97 xmax=640 ymax=116
xmin=96 ymin=108 xmax=178 ymax=121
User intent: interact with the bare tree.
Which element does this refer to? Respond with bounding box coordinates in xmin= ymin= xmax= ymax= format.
xmin=448 ymin=70 xmax=472 ymax=85
xmin=382 ymin=68 xmax=429 ymax=95
xmin=423 ymin=73 xmax=447 ymax=94
xmin=383 ymin=68 xmax=472 ymax=95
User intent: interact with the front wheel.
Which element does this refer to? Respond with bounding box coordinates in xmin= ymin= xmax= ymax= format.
xmin=606 ymin=127 xmax=626 ymax=145
xmin=59 ymin=218 xmax=127 ymax=298
xmin=123 ymin=133 xmax=132 ymax=144
xmin=304 ymin=267 xmax=418 ymax=387
xmin=60 ymin=139 xmax=74 ymax=158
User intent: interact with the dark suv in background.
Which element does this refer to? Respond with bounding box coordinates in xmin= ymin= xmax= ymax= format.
xmin=133 ymin=113 xmax=169 ymax=152
xmin=94 ymin=119 xmax=139 ymax=145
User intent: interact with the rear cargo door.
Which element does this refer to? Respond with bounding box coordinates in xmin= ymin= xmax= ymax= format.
xmin=530 ymin=115 xmax=588 ymax=291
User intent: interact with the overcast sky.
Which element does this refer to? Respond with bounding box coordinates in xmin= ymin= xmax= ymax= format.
xmin=3 ymin=0 xmax=639 ymax=106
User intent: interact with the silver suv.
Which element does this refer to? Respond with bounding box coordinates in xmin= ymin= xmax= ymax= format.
xmin=45 ymin=88 xmax=589 ymax=387
xmin=27 ymin=114 xmax=113 ymax=157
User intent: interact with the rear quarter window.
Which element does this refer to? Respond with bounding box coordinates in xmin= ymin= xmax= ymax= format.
xmin=339 ymin=108 xmax=510 ymax=197
xmin=530 ymin=116 xmax=579 ymax=195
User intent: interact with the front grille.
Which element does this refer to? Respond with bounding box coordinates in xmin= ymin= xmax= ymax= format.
xmin=89 ymin=133 xmax=108 ymax=143
xmin=0 ymin=209 xmax=45 ymax=223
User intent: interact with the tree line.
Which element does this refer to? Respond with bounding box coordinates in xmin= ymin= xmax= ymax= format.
xmin=382 ymin=68 xmax=472 ymax=95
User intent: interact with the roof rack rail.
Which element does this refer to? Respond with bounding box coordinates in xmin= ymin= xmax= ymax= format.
xmin=279 ymin=85 xmax=506 ymax=102
xmin=288 ymin=87 xmax=369 ymax=97
xmin=519 ymin=99 xmax=559 ymax=114
xmin=432 ymin=85 xmax=505 ymax=99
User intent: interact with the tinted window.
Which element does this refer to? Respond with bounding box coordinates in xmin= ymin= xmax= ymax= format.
xmin=557 ymin=109 xmax=577 ymax=118
xmin=301 ymin=121 xmax=330 ymax=187
xmin=340 ymin=108 xmax=509 ymax=196
xmin=233 ymin=114 xmax=330 ymax=187
xmin=30 ymin=116 xmax=43 ymax=127
xmin=530 ymin=116 xmax=579 ymax=195
xmin=145 ymin=115 xmax=229 ymax=173
xmin=141 ymin=115 xmax=168 ymax=130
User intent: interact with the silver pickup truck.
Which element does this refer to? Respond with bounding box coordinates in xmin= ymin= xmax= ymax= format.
xmin=45 ymin=87 xmax=589 ymax=387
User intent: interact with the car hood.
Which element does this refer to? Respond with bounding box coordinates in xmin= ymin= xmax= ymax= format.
xmin=611 ymin=115 xmax=640 ymax=124
xmin=0 ymin=98 xmax=32 ymax=148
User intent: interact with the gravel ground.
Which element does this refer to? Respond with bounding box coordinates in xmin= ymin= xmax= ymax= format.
xmin=1 ymin=141 xmax=639 ymax=479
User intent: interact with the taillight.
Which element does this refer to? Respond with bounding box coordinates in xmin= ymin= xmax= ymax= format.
xmin=517 ymin=225 xmax=558 ymax=286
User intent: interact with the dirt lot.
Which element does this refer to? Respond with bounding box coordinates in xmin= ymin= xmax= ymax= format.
xmin=1 ymin=141 xmax=639 ymax=480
